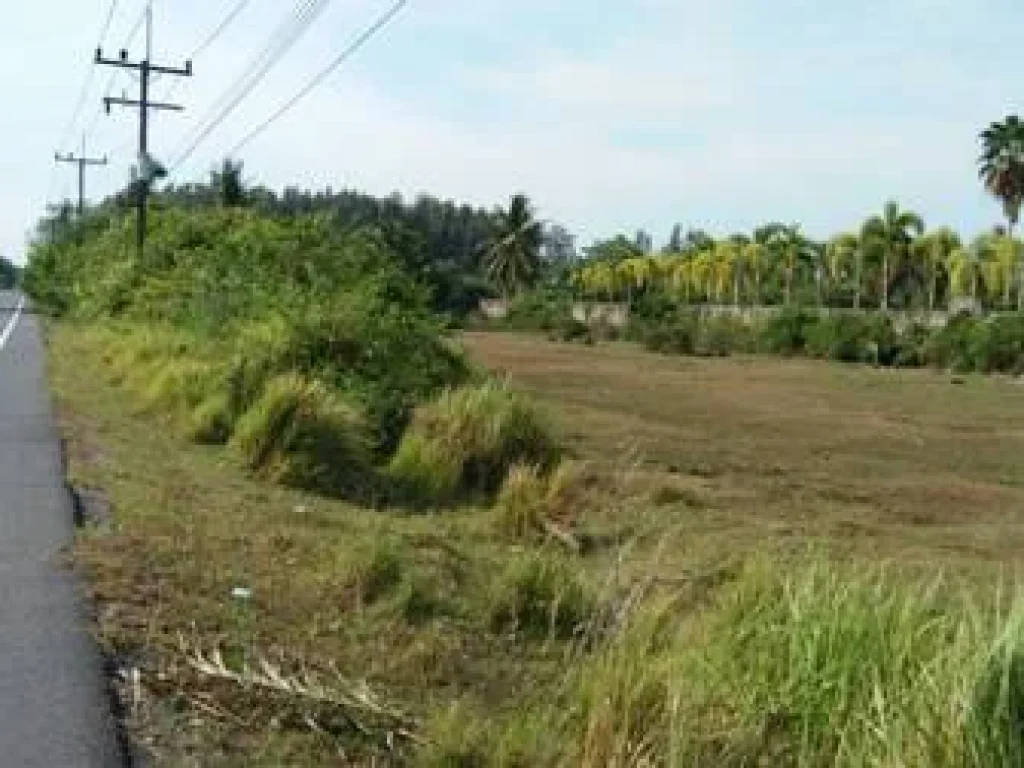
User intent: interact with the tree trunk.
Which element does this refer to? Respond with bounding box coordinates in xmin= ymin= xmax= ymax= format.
xmin=928 ymin=257 xmax=936 ymax=314
xmin=854 ymin=249 xmax=862 ymax=310
xmin=755 ymin=268 xmax=761 ymax=307
xmin=733 ymin=272 xmax=740 ymax=308
xmin=881 ymin=249 xmax=890 ymax=312
xmin=785 ymin=266 xmax=793 ymax=307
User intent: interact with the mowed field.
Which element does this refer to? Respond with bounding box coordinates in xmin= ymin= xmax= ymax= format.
xmin=464 ymin=332 xmax=1024 ymax=568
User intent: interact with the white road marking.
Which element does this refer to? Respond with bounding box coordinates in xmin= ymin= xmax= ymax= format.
xmin=0 ymin=296 xmax=25 ymax=350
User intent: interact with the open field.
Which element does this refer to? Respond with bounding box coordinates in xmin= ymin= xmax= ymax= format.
xmin=465 ymin=332 xmax=1024 ymax=568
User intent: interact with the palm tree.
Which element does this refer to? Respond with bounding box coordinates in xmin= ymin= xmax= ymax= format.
xmin=913 ymin=228 xmax=960 ymax=314
xmin=485 ymin=194 xmax=544 ymax=298
xmin=712 ymin=241 xmax=742 ymax=306
xmin=742 ymin=242 xmax=768 ymax=306
xmin=666 ymin=256 xmax=694 ymax=304
xmin=861 ymin=201 xmax=924 ymax=312
xmin=947 ymin=245 xmax=984 ymax=309
xmin=779 ymin=226 xmax=812 ymax=307
xmin=996 ymin=236 xmax=1019 ymax=310
xmin=826 ymin=233 xmax=859 ymax=307
xmin=979 ymin=116 xmax=1024 ymax=236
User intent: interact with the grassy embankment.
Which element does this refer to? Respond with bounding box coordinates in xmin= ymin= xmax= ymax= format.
xmin=51 ymin=319 xmax=1024 ymax=765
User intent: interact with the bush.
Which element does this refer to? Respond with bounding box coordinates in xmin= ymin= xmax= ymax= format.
xmin=974 ymin=314 xmax=1024 ymax=374
xmin=925 ymin=314 xmax=987 ymax=372
xmin=486 ymin=554 xmax=594 ymax=640
xmin=758 ymin=308 xmax=817 ymax=355
xmin=696 ymin=315 xmax=749 ymax=357
xmin=231 ymin=374 xmax=375 ymax=499
xmin=389 ymin=382 xmax=562 ymax=506
xmin=637 ymin=313 xmax=698 ymax=355
xmin=501 ymin=290 xmax=575 ymax=333
xmin=805 ymin=314 xmax=877 ymax=363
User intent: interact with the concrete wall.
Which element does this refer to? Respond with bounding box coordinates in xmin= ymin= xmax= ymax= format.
xmin=479 ymin=299 xmax=510 ymax=320
xmin=481 ymin=298 xmax=998 ymax=333
xmin=571 ymin=302 xmax=630 ymax=329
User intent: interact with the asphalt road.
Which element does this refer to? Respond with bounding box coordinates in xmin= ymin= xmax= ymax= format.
xmin=0 ymin=291 xmax=123 ymax=766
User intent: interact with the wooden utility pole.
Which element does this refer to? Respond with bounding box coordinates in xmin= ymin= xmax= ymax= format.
xmin=54 ymin=144 xmax=107 ymax=217
xmin=96 ymin=4 xmax=191 ymax=259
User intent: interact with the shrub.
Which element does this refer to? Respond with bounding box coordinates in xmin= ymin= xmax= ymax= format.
xmin=806 ymin=314 xmax=874 ymax=363
xmin=925 ymin=314 xmax=986 ymax=372
xmin=637 ymin=314 xmax=698 ymax=355
xmin=501 ymin=290 xmax=575 ymax=333
xmin=231 ymin=374 xmax=374 ymax=499
xmin=486 ymin=554 xmax=594 ymax=640
xmin=974 ymin=314 xmax=1024 ymax=374
xmin=389 ymin=381 xmax=561 ymax=506
xmin=696 ymin=315 xmax=747 ymax=357
xmin=758 ymin=308 xmax=817 ymax=355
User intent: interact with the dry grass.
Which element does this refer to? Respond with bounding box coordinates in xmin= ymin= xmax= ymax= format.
xmin=51 ymin=325 xmax=1024 ymax=765
xmin=463 ymin=332 xmax=1024 ymax=570
xmin=50 ymin=327 xmax=587 ymax=765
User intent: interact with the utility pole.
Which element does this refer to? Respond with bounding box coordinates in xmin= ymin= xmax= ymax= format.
xmin=96 ymin=4 xmax=191 ymax=259
xmin=54 ymin=141 xmax=108 ymax=217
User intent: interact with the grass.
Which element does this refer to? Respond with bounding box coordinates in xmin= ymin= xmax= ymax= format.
xmin=49 ymin=325 xmax=1024 ymax=765
xmin=464 ymin=332 xmax=1024 ymax=569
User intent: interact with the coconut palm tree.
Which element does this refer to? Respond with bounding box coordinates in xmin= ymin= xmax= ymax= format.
xmin=779 ymin=226 xmax=813 ymax=307
xmin=913 ymin=228 xmax=960 ymax=314
xmin=484 ymin=194 xmax=544 ymax=298
xmin=826 ymin=233 xmax=859 ymax=307
xmin=711 ymin=241 xmax=742 ymax=306
xmin=947 ymin=245 xmax=982 ymax=308
xmin=742 ymin=242 xmax=768 ymax=306
xmin=690 ymin=250 xmax=714 ymax=303
xmin=985 ymin=235 xmax=1020 ymax=309
xmin=979 ymin=116 xmax=1024 ymax=237
xmin=861 ymin=201 xmax=925 ymax=312
xmin=666 ymin=256 xmax=694 ymax=304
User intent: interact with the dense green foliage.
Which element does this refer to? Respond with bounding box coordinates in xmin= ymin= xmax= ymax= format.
xmin=24 ymin=204 xmax=480 ymax=497
xmin=625 ymin=304 xmax=1024 ymax=374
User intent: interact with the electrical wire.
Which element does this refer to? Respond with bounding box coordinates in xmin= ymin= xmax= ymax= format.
xmin=56 ymin=0 xmax=123 ymax=152
xmin=169 ymin=0 xmax=331 ymax=172
xmin=161 ymin=0 xmax=253 ymax=104
xmin=227 ymin=0 xmax=408 ymax=156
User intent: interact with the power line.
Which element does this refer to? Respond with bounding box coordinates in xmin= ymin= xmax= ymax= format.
xmin=56 ymin=0 xmax=124 ymax=151
xmin=191 ymin=0 xmax=253 ymax=60
xmin=169 ymin=0 xmax=331 ymax=172
xmin=161 ymin=0 xmax=253 ymax=104
xmin=228 ymin=0 xmax=408 ymax=157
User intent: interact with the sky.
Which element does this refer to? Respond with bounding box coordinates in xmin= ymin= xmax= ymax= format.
xmin=3 ymin=0 xmax=1024 ymax=263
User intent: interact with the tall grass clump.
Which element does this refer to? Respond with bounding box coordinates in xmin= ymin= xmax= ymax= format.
xmin=388 ymin=381 xmax=561 ymax=506
xmin=231 ymin=373 xmax=374 ymax=500
xmin=486 ymin=553 xmax=594 ymax=641
xmin=432 ymin=560 xmax=1024 ymax=766
xmin=494 ymin=462 xmax=592 ymax=543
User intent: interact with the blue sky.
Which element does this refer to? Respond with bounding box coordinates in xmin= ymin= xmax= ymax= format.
xmin=3 ymin=0 xmax=1023 ymax=263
